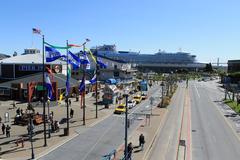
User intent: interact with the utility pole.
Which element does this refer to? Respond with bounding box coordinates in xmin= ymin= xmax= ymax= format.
xmin=42 ymin=35 xmax=47 ymax=146
xmin=47 ymin=99 xmax=51 ymax=138
xmin=83 ymin=44 xmax=86 ymax=125
xmin=95 ymin=48 xmax=98 ymax=119
xmin=29 ymin=115 xmax=35 ymax=159
xmin=66 ymin=40 xmax=70 ymax=135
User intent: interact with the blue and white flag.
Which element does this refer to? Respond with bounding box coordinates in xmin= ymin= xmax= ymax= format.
xmin=45 ymin=46 xmax=66 ymax=62
xmin=90 ymin=74 xmax=97 ymax=84
xmin=97 ymin=59 xmax=107 ymax=68
xmin=79 ymin=76 xmax=85 ymax=94
xmin=68 ymin=51 xmax=81 ymax=64
xmin=44 ymin=72 xmax=53 ymax=99
xmin=79 ymin=51 xmax=90 ymax=69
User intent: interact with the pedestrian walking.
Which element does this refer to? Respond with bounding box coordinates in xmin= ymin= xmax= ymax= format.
xmin=16 ymin=108 xmax=20 ymax=115
xmin=127 ymin=142 xmax=133 ymax=160
xmin=20 ymin=109 xmax=24 ymax=116
xmin=69 ymin=99 xmax=71 ymax=107
xmin=51 ymin=111 xmax=54 ymax=117
xmin=2 ymin=123 xmax=5 ymax=135
xmin=70 ymin=108 xmax=74 ymax=118
xmin=13 ymin=101 xmax=16 ymax=108
xmin=139 ymin=134 xmax=145 ymax=151
xmin=51 ymin=121 xmax=55 ymax=132
xmin=0 ymin=116 xmax=2 ymax=123
xmin=6 ymin=125 xmax=11 ymax=137
xmin=54 ymin=121 xmax=60 ymax=132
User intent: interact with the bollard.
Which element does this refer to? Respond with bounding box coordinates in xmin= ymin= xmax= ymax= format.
xmin=21 ymin=138 xmax=24 ymax=148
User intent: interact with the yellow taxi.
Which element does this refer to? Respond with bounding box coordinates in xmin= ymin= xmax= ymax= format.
xmin=134 ymin=95 xmax=142 ymax=104
xmin=141 ymin=93 xmax=148 ymax=100
xmin=114 ymin=104 xmax=126 ymax=114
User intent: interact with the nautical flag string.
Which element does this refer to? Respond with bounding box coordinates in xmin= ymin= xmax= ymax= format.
xmin=44 ymin=41 xmax=70 ymax=49
xmin=85 ymin=48 xmax=96 ymax=63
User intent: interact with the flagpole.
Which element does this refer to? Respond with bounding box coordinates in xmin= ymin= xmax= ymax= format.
xmin=66 ymin=40 xmax=70 ymax=135
xmin=42 ymin=35 xmax=47 ymax=147
xmin=83 ymin=44 xmax=86 ymax=125
xmin=95 ymin=48 xmax=98 ymax=119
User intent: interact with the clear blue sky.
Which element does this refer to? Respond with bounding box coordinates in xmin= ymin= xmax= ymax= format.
xmin=0 ymin=0 xmax=239 ymax=63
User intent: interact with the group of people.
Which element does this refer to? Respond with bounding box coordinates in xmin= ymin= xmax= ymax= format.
xmin=126 ymin=134 xmax=145 ymax=160
xmin=1 ymin=123 xmax=11 ymax=137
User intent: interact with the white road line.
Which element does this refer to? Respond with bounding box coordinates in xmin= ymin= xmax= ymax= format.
xmin=194 ymin=84 xmax=200 ymax=98
xmin=82 ymin=119 xmax=118 ymax=160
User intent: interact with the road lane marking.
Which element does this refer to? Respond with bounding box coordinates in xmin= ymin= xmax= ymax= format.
xmin=186 ymin=89 xmax=192 ymax=160
xmin=194 ymin=84 xmax=200 ymax=98
xmin=176 ymin=88 xmax=186 ymax=160
xmin=81 ymin=119 xmax=118 ymax=160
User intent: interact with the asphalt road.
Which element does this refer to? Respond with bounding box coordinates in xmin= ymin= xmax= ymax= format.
xmin=148 ymin=83 xmax=186 ymax=160
xmin=190 ymin=80 xmax=240 ymax=160
xmin=38 ymin=84 xmax=161 ymax=160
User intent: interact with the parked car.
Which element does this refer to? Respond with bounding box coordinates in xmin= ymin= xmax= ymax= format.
xmin=134 ymin=95 xmax=142 ymax=104
xmin=114 ymin=104 xmax=126 ymax=114
xmin=128 ymin=100 xmax=136 ymax=109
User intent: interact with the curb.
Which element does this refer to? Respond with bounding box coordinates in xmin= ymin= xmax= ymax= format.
xmin=143 ymin=109 xmax=169 ymax=160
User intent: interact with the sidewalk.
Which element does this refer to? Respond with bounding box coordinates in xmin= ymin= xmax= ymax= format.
xmin=0 ymin=92 xmax=114 ymax=160
xmin=114 ymin=107 xmax=167 ymax=160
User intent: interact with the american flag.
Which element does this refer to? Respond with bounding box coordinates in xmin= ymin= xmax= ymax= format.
xmin=32 ymin=28 xmax=41 ymax=35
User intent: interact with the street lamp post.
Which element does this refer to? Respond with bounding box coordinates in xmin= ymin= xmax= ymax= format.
xmin=82 ymin=40 xmax=89 ymax=125
xmin=95 ymin=49 xmax=99 ymax=119
xmin=42 ymin=35 xmax=47 ymax=147
xmin=123 ymin=88 xmax=129 ymax=160
xmin=47 ymin=99 xmax=51 ymax=138
xmin=66 ymin=40 xmax=70 ymax=135
xmin=29 ymin=115 xmax=35 ymax=159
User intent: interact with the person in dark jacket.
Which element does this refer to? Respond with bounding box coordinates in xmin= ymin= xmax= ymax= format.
xmin=2 ymin=123 xmax=5 ymax=135
xmin=127 ymin=142 xmax=133 ymax=160
xmin=139 ymin=134 xmax=145 ymax=151
xmin=70 ymin=108 xmax=74 ymax=118
xmin=6 ymin=125 xmax=11 ymax=137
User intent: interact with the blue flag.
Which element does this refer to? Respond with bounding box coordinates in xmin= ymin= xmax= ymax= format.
xmin=68 ymin=51 xmax=81 ymax=64
xmin=80 ymin=51 xmax=90 ymax=65
xmin=45 ymin=46 xmax=66 ymax=62
xmin=97 ymin=59 xmax=107 ymax=68
xmin=44 ymin=73 xmax=53 ymax=99
xmin=90 ymin=74 xmax=97 ymax=84
xmin=79 ymin=76 xmax=85 ymax=94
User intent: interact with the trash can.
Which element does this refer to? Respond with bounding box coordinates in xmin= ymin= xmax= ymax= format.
xmin=63 ymin=128 xmax=69 ymax=136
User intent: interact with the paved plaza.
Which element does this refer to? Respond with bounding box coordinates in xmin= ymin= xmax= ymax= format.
xmin=0 ymin=91 xmax=113 ymax=160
